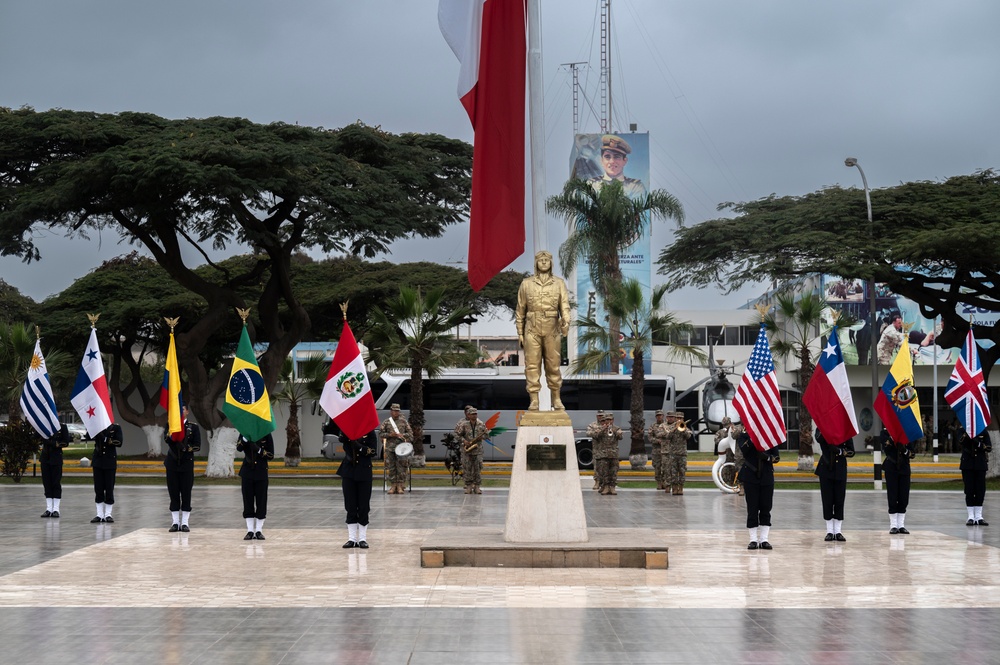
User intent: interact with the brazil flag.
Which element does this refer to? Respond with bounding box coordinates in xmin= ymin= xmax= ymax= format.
xmin=223 ymin=326 xmax=275 ymax=441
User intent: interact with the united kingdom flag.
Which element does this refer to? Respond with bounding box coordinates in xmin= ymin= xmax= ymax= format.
xmin=945 ymin=328 xmax=992 ymax=437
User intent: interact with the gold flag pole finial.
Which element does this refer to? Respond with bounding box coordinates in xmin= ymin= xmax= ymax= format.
xmin=830 ymin=309 xmax=841 ymax=324
xmin=35 ymin=325 xmax=40 ymax=341
xmin=340 ymin=301 xmax=349 ymax=320
xmin=236 ymin=307 xmax=251 ymax=325
xmin=164 ymin=316 xmax=180 ymax=333
xmin=754 ymin=303 xmax=769 ymax=322
xmin=87 ymin=313 xmax=100 ymax=329
xmin=903 ymin=321 xmax=915 ymax=334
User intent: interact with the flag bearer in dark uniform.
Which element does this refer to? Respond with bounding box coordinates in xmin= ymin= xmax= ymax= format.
xmin=881 ymin=426 xmax=916 ymax=534
xmin=959 ymin=427 xmax=991 ymax=525
xmin=814 ymin=430 xmax=854 ymax=541
xmin=164 ymin=405 xmax=201 ymax=532
xmin=39 ymin=415 xmax=71 ymax=518
xmin=91 ymin=421 xmax=123 ymax=523
xmin=237 ymin=432 xmax=274 ymax=540
xmin=737 ymin=430 xmax=779 ymax=549
xmin=337 ymin=428 xmax=377 ymax=548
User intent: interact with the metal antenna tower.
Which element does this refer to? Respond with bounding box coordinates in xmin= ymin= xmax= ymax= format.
xmin=600 ymin=0 xmax=612 ymax=133
xmin=560 ymin=61 xmax=587 ymax=134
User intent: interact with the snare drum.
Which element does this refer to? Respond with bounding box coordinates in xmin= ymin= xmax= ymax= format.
xmin=394 ymin=441 xmax=414 ymax=459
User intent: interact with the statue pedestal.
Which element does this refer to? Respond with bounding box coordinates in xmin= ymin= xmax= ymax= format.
xmin=503 ymin=410 xmax=588 ymax=543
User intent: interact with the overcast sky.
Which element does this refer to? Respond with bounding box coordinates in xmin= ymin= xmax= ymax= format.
xmin=2 ymin=0 xmax=998 ymax=313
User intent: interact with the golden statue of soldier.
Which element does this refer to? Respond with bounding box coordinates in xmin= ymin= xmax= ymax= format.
xmin=515 ymin=251 xmax=571 ymax=411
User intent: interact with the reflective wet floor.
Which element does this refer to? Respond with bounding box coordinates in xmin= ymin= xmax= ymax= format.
xmin=1 ymin=483 xmax=998 ymax=664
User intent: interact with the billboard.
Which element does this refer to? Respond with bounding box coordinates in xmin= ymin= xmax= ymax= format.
xmin=821 ymin=275 xmax=959 ymax=366
xmin=568 ymin=132 xmax=651 ymax=374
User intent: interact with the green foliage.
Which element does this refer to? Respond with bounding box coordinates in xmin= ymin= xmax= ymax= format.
xmin=548 ymin=178 xmax=684 ymax=373
xmin=272 ymin=355 xmax=328 ymax=462
xmin=656 ymin=170 xmax=1000 ymax=376
xmin=364 ymin=287 xmax=476 ymax=458
xmin=0 ymin=420 xmax=37 ymax=482
xmin=0 ymin=280 xmax=35 ymax=324
xmin=0 ymin=108 xmax=472 ymax=428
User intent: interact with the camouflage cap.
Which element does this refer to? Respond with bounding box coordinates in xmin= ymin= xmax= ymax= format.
xmin=466 ymin=407 xmax=478 ymax=415
xmin=654 ymin=409 xmax=664 ymax=416
xmin=671 ymin=411 xmax=685 ymax=419
xmin=721 ymin=416 xmax=732 ymax=426
xmin=602 ymin=134 xmax=631 ymax=156
xmin=390 ymin=403 xmax=401 ymax=411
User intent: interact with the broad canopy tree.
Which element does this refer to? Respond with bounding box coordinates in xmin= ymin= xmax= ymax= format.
xmin=0 ymin=108 xmax=472 ymax=471
xmin=657 ymin=170 xmax=1000 ymax=379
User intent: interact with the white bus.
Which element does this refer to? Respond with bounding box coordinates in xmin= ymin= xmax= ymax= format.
xmin=370 ymin=370 xmax=676 ymax=468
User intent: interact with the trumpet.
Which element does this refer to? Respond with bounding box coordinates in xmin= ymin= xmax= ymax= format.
xmin=675 ymin=419 xmax=688 ymax=433
xmin=465 ymin=433 xmax=486 ymax=452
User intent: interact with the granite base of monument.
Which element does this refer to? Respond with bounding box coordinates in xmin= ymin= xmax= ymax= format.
xmin=419 ymin=411 xmax=669 ymax=569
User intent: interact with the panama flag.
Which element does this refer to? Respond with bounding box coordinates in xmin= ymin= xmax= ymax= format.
xmin=802 ymin=326 xmax=859 ymax=445
xmin=223 ymin=325 xmax=275 ymax=442
xmin=319 ymin=321 xmax=379 ymax=441
xmin=945 ymin=328 xmax=991 ymax=437
xmin=159 ymin=330 xmax=185 ymax=442
xmin=439 ymin=0 xmax=526 ymax=291
xmin=70 ymin=328 xmax=114 ymax=437
xmin=20 ymin=340 xmax=61 ymax=439
xmin=733 ymin=323 xmax=787 ymax=452
xmin=874 ymin=338 xmax=923 ymax=444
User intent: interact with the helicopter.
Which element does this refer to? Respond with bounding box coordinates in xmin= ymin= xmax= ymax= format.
xmin=675 ymin=326 xmax=743 ymax=434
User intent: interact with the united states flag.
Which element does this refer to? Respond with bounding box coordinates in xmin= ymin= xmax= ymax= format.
xmin=945 ymin=328 xmax=991 ymax=437
xmin=734 ymin=323 xmax=787 ymax=452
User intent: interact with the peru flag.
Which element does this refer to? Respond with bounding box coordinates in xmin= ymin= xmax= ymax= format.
xmin=70 ymin=328 xmax=114 ymax=437
xmin=802 ymin=326 xmax=859 ymax=445
xmin=439 ymin=0 xmax=526 ymax=291
xmin=319 ymin=321 xmax=380 ymax=441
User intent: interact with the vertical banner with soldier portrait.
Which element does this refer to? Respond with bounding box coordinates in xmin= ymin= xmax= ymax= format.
xmin=568 ymin=132 xmax=652 ymax=374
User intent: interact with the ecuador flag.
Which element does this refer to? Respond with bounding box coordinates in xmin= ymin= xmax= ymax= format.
xmin=874 ymin=338 xmax=923 ymax=444
xmin=223 ymin=326 xmax=275 ymax=442
xmin=159 ymin=330 xmax=185 ymax=442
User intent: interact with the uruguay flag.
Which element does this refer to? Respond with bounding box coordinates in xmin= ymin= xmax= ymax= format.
xmin=802 ymin=326 xmax=859 ymax=445
xmin=945 ymin=329 xmax=991 ymax=437
xmin=70 ymin=328 xmax=114 ymax=437
xmin=20 ymin=340 xmax=60 ymax=439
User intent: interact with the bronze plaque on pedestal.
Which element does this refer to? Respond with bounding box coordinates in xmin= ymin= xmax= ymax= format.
xmin=526 ymin=444 xmax=566 ymax=471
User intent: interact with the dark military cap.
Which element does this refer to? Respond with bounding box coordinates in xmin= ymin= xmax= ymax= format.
xmin=601 ymin=134 xmax=632 ymax=156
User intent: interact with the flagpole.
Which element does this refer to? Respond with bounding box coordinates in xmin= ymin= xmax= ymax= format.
xmin=527 ymin=0 xmax=546 ymax=254
xmin=932 ymin=315 xmax=939 ymax=463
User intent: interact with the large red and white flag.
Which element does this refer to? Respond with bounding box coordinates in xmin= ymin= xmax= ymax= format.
xmin=70 ymin=328 xmax=114 ymax=437
xmin=319 ymin=321 xmax=380 ymax=441
xmin=439 ymin=0 xmax=526 ymax=291
xmin=733 ymin=324 xmax=787 ymax=452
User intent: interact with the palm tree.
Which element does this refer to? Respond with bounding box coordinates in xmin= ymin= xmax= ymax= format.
xmin=762 ymin=292 xmax=829 ymax=469
xmin=364 ymin=286 xmax=477 ymax=466
xmin=547 ymin=178 xmax=684 ymax=373
xmin=272 ymin=355 xmax=328 ymax=467
xmin=573 ymin=278 xmax=705 ymax=461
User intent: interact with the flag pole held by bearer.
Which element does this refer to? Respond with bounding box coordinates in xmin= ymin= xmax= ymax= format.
xmin=319 ymin=302 xmax=380 ymax=441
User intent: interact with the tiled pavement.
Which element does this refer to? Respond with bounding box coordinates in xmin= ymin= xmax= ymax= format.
xmin=1 ymin=483 xmax=999 ymax=664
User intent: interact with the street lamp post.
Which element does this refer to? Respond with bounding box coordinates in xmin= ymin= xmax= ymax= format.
xmin=845 ymin=157 xmax=881 ymax=486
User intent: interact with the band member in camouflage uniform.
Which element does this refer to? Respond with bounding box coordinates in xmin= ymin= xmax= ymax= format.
xmin=592 ymin=412 xmax=623 ymax=495
xmin=379 ymin=403 xmax=414 ymax=495
xmin=664 ymin=411 xmax=690 ymax=495
xmin=454 ymin=406 xmax=487 ymax=494
xmin=648 ymin=410 xmax=671 ymax=491
xmin=586 ymin=411 xmax=606 ymax=490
